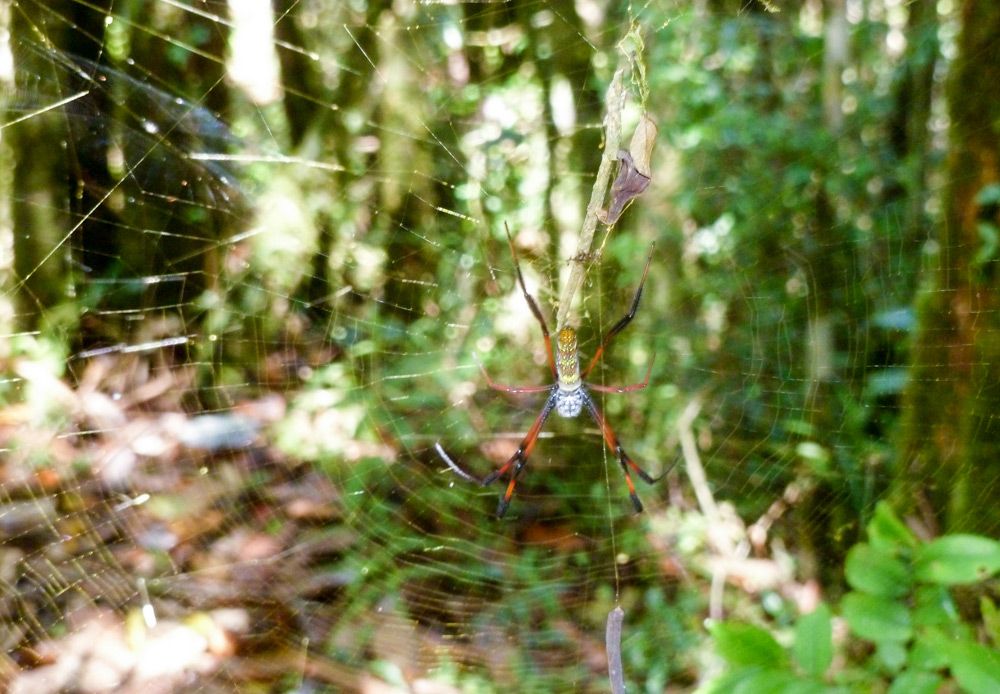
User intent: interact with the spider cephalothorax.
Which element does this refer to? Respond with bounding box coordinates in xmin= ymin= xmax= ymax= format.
xmin=437 ymin=225 xmax=660 ymax=517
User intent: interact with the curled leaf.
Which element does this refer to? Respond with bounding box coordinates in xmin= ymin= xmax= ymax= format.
xmin=598 ymin=113 xmax=657 ymax=224
xmin=629 ymin=112 xmax=657 ymax=178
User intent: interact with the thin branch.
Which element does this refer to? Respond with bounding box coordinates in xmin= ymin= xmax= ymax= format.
xmin=677 ymin=396 xmax=716 ymax=521
xmin=556 ymin=68 xmax=625 ymax=330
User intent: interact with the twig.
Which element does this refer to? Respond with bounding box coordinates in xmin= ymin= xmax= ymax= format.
xmin=677 ymin=396 xmax=716 ymax=520
xmin=556 ymin=68 xmax=625 ymax=330
xmin=678 ymin=396 xmax=754 ymax=621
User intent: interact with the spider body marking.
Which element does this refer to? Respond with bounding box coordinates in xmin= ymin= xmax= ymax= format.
xmin=555 ymin=385 xmax=586 ymax=418
xmin=437 ymin=225 xmax=662 ymax=517
xmin=554 ymin=327 xmax=585 ymax=417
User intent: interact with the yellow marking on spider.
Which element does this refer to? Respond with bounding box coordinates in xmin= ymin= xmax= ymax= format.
xmin=556 ymin=327 xmax=582 ymax=389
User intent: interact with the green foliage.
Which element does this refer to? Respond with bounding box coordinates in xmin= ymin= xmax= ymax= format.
xmin=912 ymin=535 xmax=1000 ymax=585
xmin=702 ymin=610 xmax=840 ymax=694
xmin=793 ymin=603 xmax=833 ymax=679
xmin=702 ymin=502 xmax=1000 ymax=694
xmin=708 ymin=621 xmax=787 ymax=669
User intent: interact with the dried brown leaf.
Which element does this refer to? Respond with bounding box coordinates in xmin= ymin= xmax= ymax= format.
xmin=597 ymin=114 xmax=658 ymax=225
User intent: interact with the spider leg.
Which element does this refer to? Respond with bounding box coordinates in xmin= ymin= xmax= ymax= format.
xmin=435 ymin=443 xmax=480 ymax=483
xmin=484 ymin=392 xmax=558 ymax=517
xmin=581 ymin=243 xmax=655 ymax=379
xmin=504 ymin=223 xmax=558 ymax=378
xmin=588 ymin=356 xmax=655 ymax=394
xmin=472 ymin=352 xmax=555 ymax=394
xmin=583 ymin=393 xmax=660 ymax=513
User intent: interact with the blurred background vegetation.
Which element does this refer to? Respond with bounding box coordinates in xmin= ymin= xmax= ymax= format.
xmin=2 ymin=0 xmax=1000 ymax=692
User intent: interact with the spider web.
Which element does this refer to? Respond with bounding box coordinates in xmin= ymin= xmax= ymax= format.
xmin=0 ymin=1 xmax=988 ymax=693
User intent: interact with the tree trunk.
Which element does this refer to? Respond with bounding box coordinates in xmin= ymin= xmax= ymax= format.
xmin=897 ymin=0 xmax=1000 ymax=535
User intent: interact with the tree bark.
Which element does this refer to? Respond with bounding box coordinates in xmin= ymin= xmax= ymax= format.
xmin=897 ymin=0 xmax=1000 ymax=534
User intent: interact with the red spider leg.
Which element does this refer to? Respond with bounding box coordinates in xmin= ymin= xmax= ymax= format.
xmin=583 ymin=394 xmax=659 ymax=513
xmin=581 ymin=243 xmax=655 ymax=379
xmin=588 ymin=357 xmax=655 ymax=394
xmin=504 ymin=223 xmax=558 ymax=378
xmin=472 ymin=352 xmax=555 ymax=393
xmin=484 ymin=392 xmax=558 ymax=517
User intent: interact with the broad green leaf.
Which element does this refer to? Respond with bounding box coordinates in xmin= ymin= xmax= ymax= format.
xmin=725 ymin=668 xmax=802 ymax=694
xmin=700 ymin=667 xmax=761 ymax=694
xmin=772 ymin=679 xmax=841 ymax=694
xmin=876 ymin=640 xmax=907 ymax=672
xmin=912 ymin=584 xmax=959 ymax=627
xmin=842 ymin=592 xmax=912 ymax=643
xmin=975 ymin=182 xmax=1000 ymax=206
xmin=793 ymin=603 xmax=832 ymax=678
xmin=910 ymin=628 xmax=958 ymax=671
xmin=945 ymin=640 xmax=1000 ymax=694
xmin=973 ymin=222 xmax=999 ymax=266
xmin=844 ymin=543 xmax=910 ymax=597
xmin=708 ymin=621 xmax=787 ymax=669
xmin=867 ymin=502 xmax=918 ymax=553
xmin=909 ymin=640 xmax=947 ymax=671
xmin=982 ymin=597 xmax=1000 ymax=648
xmin=701 ymin=667 xmax=800 ymax=694
xmin=886 ymin=670 xmax=942 ymax=694
xmin=913 ymin=535 xmax=1000 ymax=585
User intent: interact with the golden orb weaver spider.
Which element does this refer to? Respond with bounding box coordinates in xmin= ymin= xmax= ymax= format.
xmin=436 ymin=225 xmax=661 ymax=517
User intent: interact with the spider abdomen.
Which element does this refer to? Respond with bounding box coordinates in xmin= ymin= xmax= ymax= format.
xmin=555 ymin=327 xmax=582 ymax=386
xmin=555 ymin=387 xmax=586 ymax=418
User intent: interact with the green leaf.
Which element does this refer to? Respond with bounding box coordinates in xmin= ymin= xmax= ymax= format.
xmin=773 ymin=680 xmax=843 ymax=694
xmin=842 ymin=592 xmax=912 ymax=643
xmin=793 ymin=603 xmax=832 ymax=678
xmin=702 ymin=667 xmax=800 ymax=694
xmin=714 ymin=668 xmax=810 ymax=694
xmin=886 ymin=670 xmax=942 ymax=694
xmin=912 ymin=584 xmax=959 ymax=627
xmin=844 ymin=543 xmax=910 ymax=597
xmin=913 ymin=535 xmax=1000 ymax=585
xmin=975 ymin=182 xmax=1000 ymax=206
xmin=982 ymin=597 xmax=1000 ymax=648
xmin=867 ymin=502 xmax=918 ymax=553
xmin=945 ymin=641 xmax=1000 ymax=694
xmin=708 ymin=621 xmax=788 ymax=669
xmin=700 ymin=667 xmax=757 ymax=694
xmin=908 ymin=628 xmax=952 ymax=671
xmin=973 ymin=222 xmax=999 ymax=266
xmin=876 ymin=640 xmax=907 ymax=672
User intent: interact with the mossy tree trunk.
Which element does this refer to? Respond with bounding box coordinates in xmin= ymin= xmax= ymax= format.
xmin=896 ymin=0 xmax=1000 ymax=535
